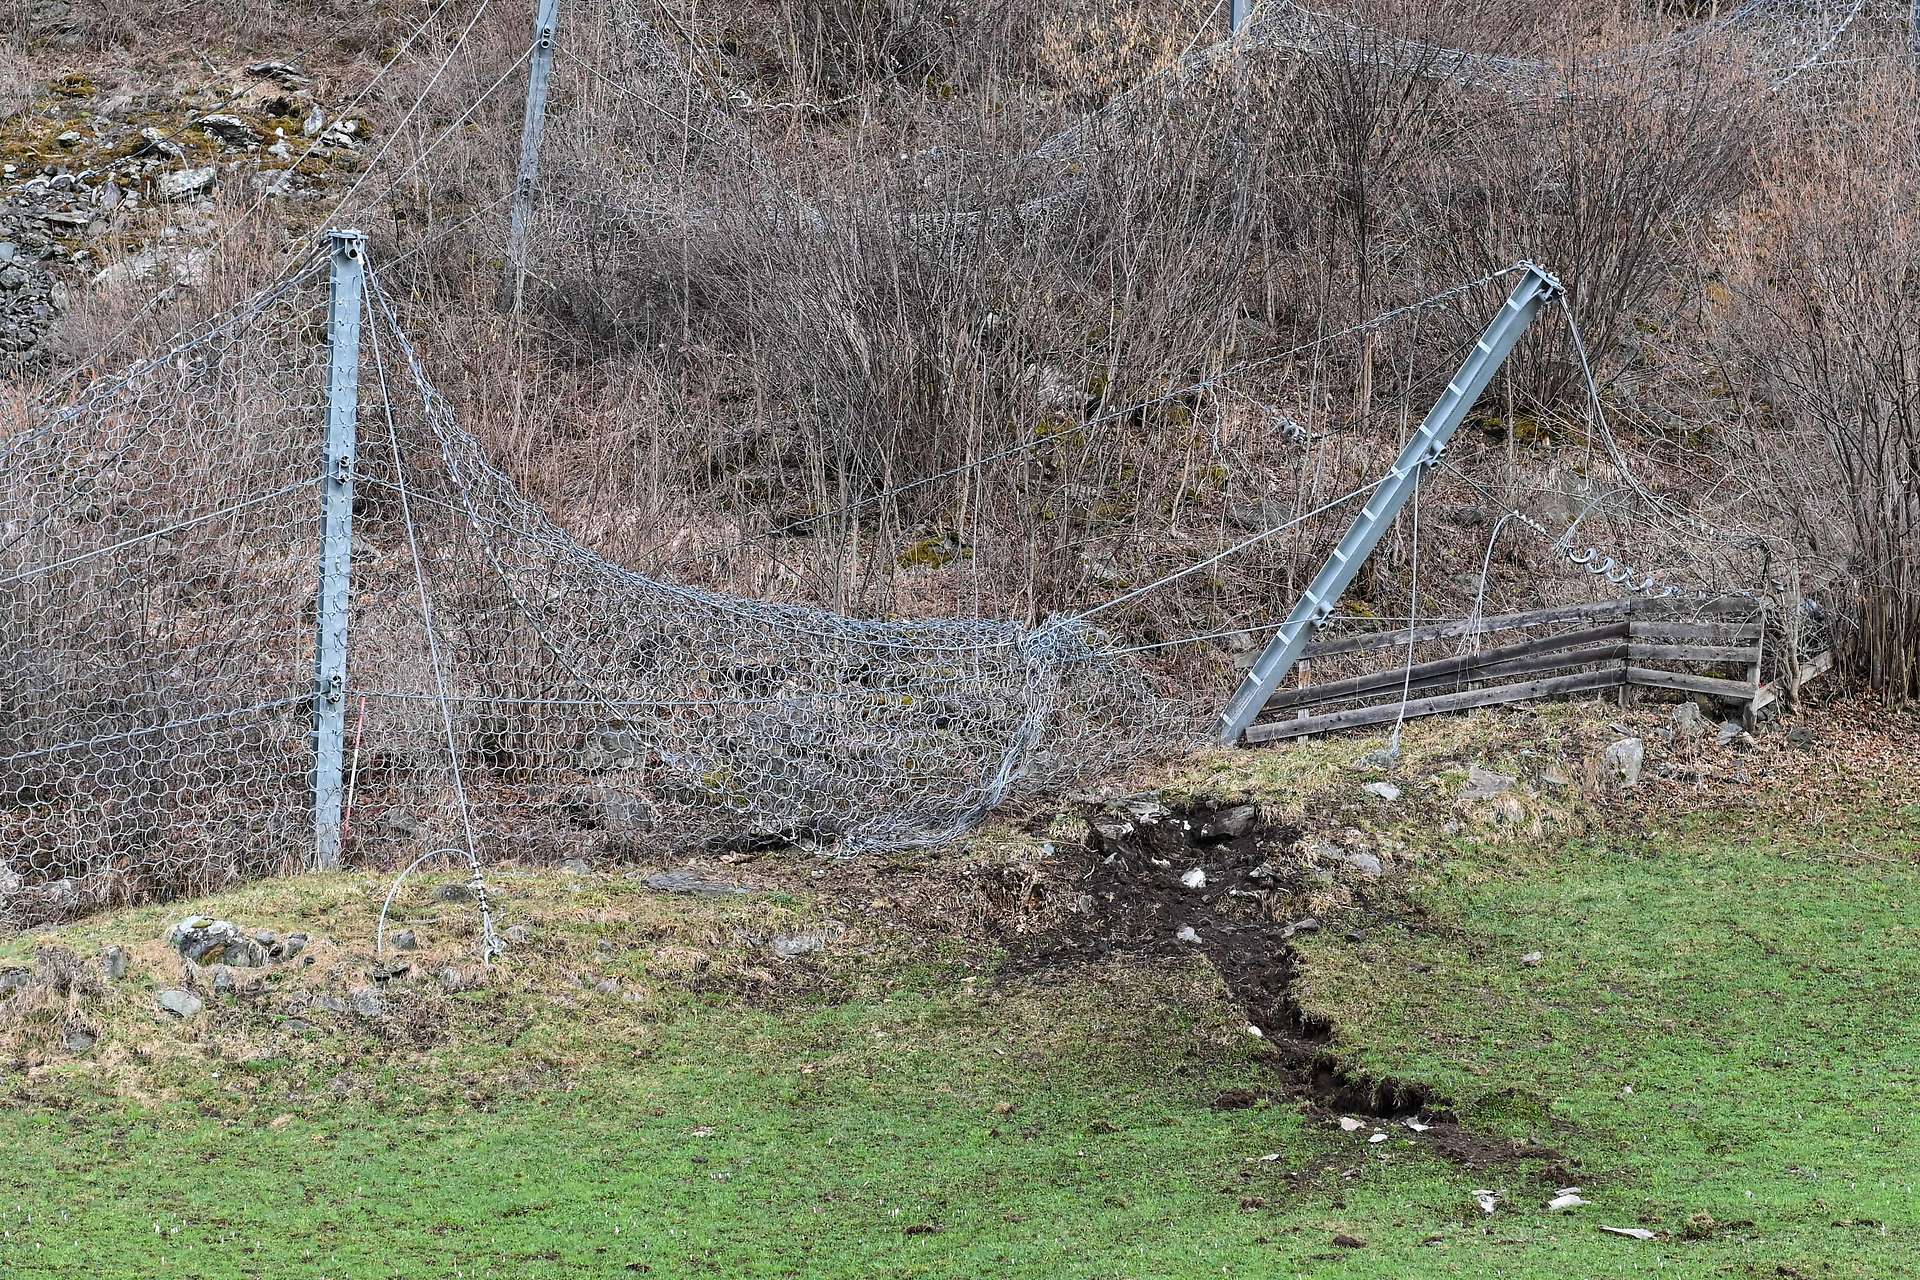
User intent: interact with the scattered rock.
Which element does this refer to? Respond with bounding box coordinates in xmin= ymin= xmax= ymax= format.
xmin=644 ymin=871 xmax=750 ymax=896
xmin=154 ymin=166 xmax=217 ymax=203
xmin=1362 ymin=781 xmax=1401 ymax=802
xmin=101 ymin=946 xmax=129 ymax=980
xmin=1344 ymin=852 xmax=1383 ymax=878
xmin=503 ymin=924 xmax=532 ymax=946
xmin=770 ymin=932 xmax=826 ymax=959
xmin=1603 ymin=737 xmax=1645 ymax=788
xmin=1338 ymin=1116 xmax=1366 ymax=1132
xmin=1599 ymin=1226 xmax=1657 ymax=1241
xmin=167 ymin=917 xmax=268 ymax=968
xmin=0 ymin=968 xmax=31 ymax=994
xmin=196 ymin=114 xmax=259 ymax=145
xmin=156 ymin=988 xmax=203 ymax=1019
xmin=1180 ymin=867 xmax=1207 ymax=890
xmin=348 ymin=989 xmax=384 ymax=1018
xmin=592 ymin=977 xmax=620 ymax=995
xmin=1281 ymin=916 xmax=1319 ymax=939
xmin=1193 ymin=804 xmax=1258 ymax=841
xmin=560 ymin=857 xmax=591 ymax=875
xmin=1716 ymin=720 xmax=1749 ymax=748
xmin=1671 ymin=702 xmax=1706 ymax=742
xmin=438 ymin=966 xmax=465 ymax=993
xmin=390 ymin=930 xmax=419 ymax=952
xmin=1353 ymin=745 xmax=1401 ymax=771
xmin=1520 ymin=951 xmax=1544 ymax=968
xmin=1175 ymin=924 xmax=1203 ymax=945
xmin=62 ymin=1021 xmax=96 ymax=1053
xmin=433 ymin=881 xmax=476 ymax=903
xmin=1461 ymin=764 xmax=1518 ymax=801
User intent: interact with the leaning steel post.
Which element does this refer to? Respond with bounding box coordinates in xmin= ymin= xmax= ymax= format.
xmin=1215 ymin=263 xmax=1564 ymax=745
xmin=1231 ymin=0 xmax=1253 ymax=33
xmin=501 ymin=0 xmax=563 ymax=315
xmin=313 ymin=229 xmax=367 ymax=871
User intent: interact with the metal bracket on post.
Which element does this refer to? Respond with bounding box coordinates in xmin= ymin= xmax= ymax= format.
xmin=1215 ymin=263 xmax=1564 ymax=745
xmin=313 ymin=229 xmax=367 ymax=870
xmin=501 ymin=0 xmax=563 ymax=315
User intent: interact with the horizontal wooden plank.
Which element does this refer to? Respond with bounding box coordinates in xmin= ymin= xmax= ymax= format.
xmin=1627 ymin=642 xmax=1760 ymax=665
xmin=1246 ymin=670 xmax=1621 ymax=744
xmin=1271 ymin=622 xmax=1627 ymax=713
xmin=1278 ymin=640 xmax=1629 ymax=715
xmin=1624 ymin=667 xmax=1758 ymax=701
xmin=1303 ymin=600 xmax=1635 ymax=660
xmin=1628 ymin=620 xmax=1762 ymax=645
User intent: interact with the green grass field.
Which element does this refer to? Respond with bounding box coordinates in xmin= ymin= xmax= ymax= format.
xmin=4 ymin=748 xmax=1916 ymax=1278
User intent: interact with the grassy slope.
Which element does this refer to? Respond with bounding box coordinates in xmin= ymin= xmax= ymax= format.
xmin=3 ymin=739 xmax=1917 ymax=1278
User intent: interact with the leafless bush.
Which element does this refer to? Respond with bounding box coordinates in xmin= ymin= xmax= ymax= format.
xmin=1720 ymin=81 xmax=1920 ymax=700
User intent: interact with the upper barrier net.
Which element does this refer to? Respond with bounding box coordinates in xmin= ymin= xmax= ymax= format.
xmin=0 ymin=250 xmax=1183 ymax=929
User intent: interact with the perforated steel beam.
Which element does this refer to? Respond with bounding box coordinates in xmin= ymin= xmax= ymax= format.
xmin=1215 ymin=262 xmax=1564 ymax=745
xmin=313 ymin=229 xmax=366 ymax=869
xmin=502 ymin=0 xmax=563 ymax=314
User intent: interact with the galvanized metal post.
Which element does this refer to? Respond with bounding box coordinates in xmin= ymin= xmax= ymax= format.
xmin=502 ymin=0 xmax=563 ymax=314
xmin=313 ymin=229 xmax=366 ymax=870
xmin=1230 ymin=0 xmax=1253 ymax=33
xmin=1215 ymin=263 xmax=1563 ymax=745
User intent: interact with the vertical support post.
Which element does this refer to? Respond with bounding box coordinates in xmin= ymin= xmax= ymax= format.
xmin=1215 ymin=263 xmax=1564 ymax=745
xmin=314 ymin=229 xmax=366 ymax=871
xmin=1230 ymin=0 xmax=1253 ymax=33
xmin=501 ymin=0 xmax=563 ymax=315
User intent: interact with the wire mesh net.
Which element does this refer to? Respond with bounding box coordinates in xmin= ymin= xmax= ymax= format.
xmin=0 ymin=260 xmax=333 ymax=927
xmin=0 ymin=247 xmax=1187 ymax=931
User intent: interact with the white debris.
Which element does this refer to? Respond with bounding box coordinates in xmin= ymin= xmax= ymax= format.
xmin=1472 ymin=1189 xmax=1500 ymax=1215
xmin=1175 ymin=925 xmax=1202 ymax=945
xmin=1363 ymin=781 xmax=1401 ymax=802
xmin=1338 ymin=1117 xmax=1367 ymax=1132
xmin=1246 ymin=1025 xmax=1264 ymax=1038
xmin=1181 ymin=867 xmax=1207 ymax=890
xmin=1600 ymin=1227 xmax=1656 ymax=1241
xmin=1403 ymin=1118 xmax=1430 ymax=1133
xmin=1368 ymin=1133 xmax=1390 ymax=1145
xmin=1548 ymin=1193 xmax=1591 ymax=1212
xmin=1520 ymin=951 xmax=1544 ymax=967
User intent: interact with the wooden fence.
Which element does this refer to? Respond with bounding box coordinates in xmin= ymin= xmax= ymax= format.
xmin=1244 ymin=595 xmax=1830 ymax=745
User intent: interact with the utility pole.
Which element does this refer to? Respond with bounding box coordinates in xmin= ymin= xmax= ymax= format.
xmin=501 ymin=0 xmax=563 ymax=314
xmin=1215 ymin=263 xmax=1564 ymax=745
xmin=313 ymin=229 xmax=366 ymax=869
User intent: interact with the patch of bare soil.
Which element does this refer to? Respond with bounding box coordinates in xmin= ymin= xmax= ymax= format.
xmin=1003 ymin=795 xmax=1565 ymax=1175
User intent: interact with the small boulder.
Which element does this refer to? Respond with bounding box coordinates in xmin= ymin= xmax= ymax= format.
xmin=154 ymin=166 xmax=217 ymax=203
xmin=167 ymin=918 xmax=267 ymax=968
xmin=1362 ymin=781 xmax=1401 ymax=802
xmin=770 ymin=932 xmax=826 ymax=959
xmin=560 ymin=857 xmax=591 ymax=876
xmin=390 ymin=930 xmax=419 ymax=952
xmin=1461 ymin=764 xmax=1518 ymax=802
xmin=101 ymin=945 xmax=130 ymax=980
xmin=1193 ymin=804 xmax=1259 ymax=841
xmin=156 ymin=989 xmax=203 ymax=1019
xmin=347 ymin=989 xmax=383 ymax=1019
xmin=1671 ymin=702 xmax=1706 ymax=743
xmin=1603 ymin=738 xmax=1645 ymax=788
xmin=63 ymin=1020 xmax=97 ymax=1053
xmin=503 ymin=924 xmax=532 ymax=946
xmin=644 ymin=871 xmax=750 ymax=897
xmin=1344 ymin=852 xmax=1384 ymax=878
xmin=433 ymin=882 xmax=476 ymax=903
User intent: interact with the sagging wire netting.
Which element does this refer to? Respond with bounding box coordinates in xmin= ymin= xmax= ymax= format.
xmin=0 ymin=249 xmax=1186 ymax=930
xmin=0 ymin=259 xmax=334 ymax=928
xmin=347 ymin=267 xmax=1184 ymax=865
